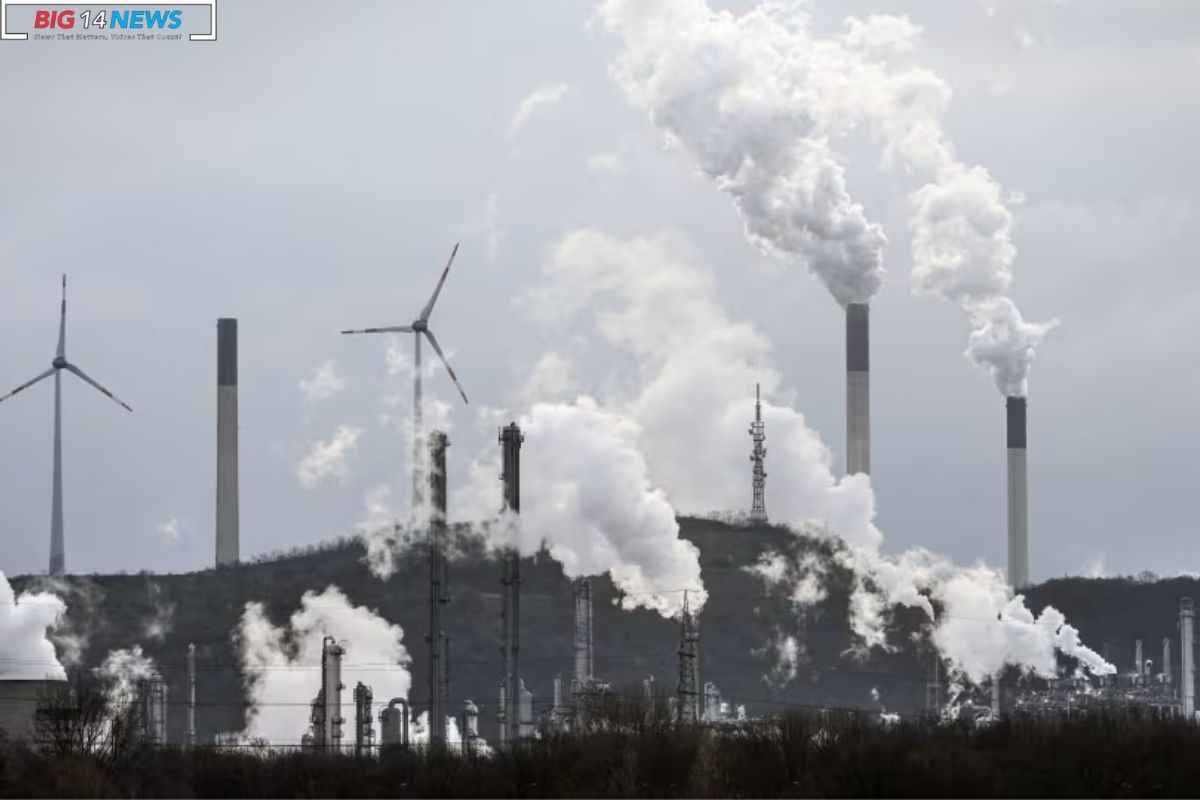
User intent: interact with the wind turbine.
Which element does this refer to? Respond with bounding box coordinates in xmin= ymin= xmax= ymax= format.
xmin=0 ymin=276 xmax=132 ymax=576
xmin=342 ymin=244 xmax=469 ymax=510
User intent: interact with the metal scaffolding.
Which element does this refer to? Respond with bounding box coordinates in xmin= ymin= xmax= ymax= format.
xmin=677 ymin=590 xmax=699 ymax=724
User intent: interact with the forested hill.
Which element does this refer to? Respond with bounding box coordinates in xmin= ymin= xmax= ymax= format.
xmin=12 ymin=517 xmax=1196 ymax=744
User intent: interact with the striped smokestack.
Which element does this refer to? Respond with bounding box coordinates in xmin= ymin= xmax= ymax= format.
xmin=846 ymin=303 xmax=870 ymax=476
xmin=1006 ymin=396 xmax=1028 ymax=588
xmin=216 ymin=319 xmax=239 ymax=566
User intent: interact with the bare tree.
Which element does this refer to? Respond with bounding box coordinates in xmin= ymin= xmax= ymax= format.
xmin=34 ymin=674 xmax=149 ymax=772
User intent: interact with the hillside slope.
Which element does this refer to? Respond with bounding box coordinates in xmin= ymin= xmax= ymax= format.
xmin=12 ymin=518 xmax=1195 ymax=744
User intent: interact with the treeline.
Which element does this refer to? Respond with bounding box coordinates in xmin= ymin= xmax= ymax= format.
xmin=7 ymin=702 xmax=1200 ymax=797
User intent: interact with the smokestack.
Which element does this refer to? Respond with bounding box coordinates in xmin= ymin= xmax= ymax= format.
xmin=186 ymin=643 xmax=196 ymax=747
xmin=573 ymin=579 xmax=594 ymax=688
xmin=216 ymin=319 xmax=239 ymax=567
xmin=1006 ymin=396 xmax=1029 ymax=588
xmin=1135 ymin=639 xmax=1144 ymax=683
xmin=499 ymin=423 xmax=523 ymax=746
xmin=427 ymin=430 xmax=449 ymax=744
xmin=846 ymin=303 xmax=870 ymax=476
xmin=1181 ymin=598 xmax=1194 ymax=717
xmin=1164 ymin=638 xmax=1172 ymax=685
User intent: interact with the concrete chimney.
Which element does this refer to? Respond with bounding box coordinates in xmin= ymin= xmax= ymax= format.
xmin=499 ymin=422 xmax=523 ymax=746
xmin=573 ymin=579 xmax=594 ymax=688
xmin=1181 ymin=598 xmax=1194 ymax=717
xmin=427 ymin=430 xmax=450 ymax=744
xmin=1164 ymin=637 xmax=1172 ymax=685
xmin=186 ymin=643 xmax=196 ymax=747
xmin=1135 ymin=638 xmax=1144 ymax=683
xmin=846 ymin=303 xmax=870 ymax=476
xmin=1006 ymin=397 xmax=1028 ymax=588
xmin=216 ymin=319 xmax=239 ymax=566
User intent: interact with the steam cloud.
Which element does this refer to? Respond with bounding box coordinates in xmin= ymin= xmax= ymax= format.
xmin=491 ymin=398 xmax=707 ymax=619
xmin=601 ymin=0 xmax=1052 ymax=394
xmin=96 ymin=645 xmax=157 ymax=702
xmin=0 ymin=572 xmax=67 ymax=681
xmin=535 ymin=229 xmax=1108 ymax=684
xmin=236 ymin=585 xmax=411 ymax=747
xmin=599 ymin=0 xmax=886 ymax=307
xmin=297 ymin=425 xmax=364 ymax=489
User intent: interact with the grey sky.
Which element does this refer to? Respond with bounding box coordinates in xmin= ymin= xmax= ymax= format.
xmin=0 ymin=0 xmax=1197 ymax=582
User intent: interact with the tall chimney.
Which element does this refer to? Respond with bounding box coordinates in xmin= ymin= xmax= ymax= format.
xmin=573 ymin=579 xmax=594 ymax=688
xmin=1006 ymin=396 xmax=1029 ymax=588
xmin=1135 ymin=639 xmax=1144 ymax=684
xmin=499 ymin=423 xmax=523 ymax=746
xmin=186 ymin=643 xmax=196 ymax=747
xmin=1164 ymin=638 xmax=1172 ymax=685
xmin=846 ymin=303 xmax=870 ymax=476
xmin=216 ymin=319 xmax=239 ymax=566
xmin=427 ymin=430 xmax=449 ymax=743
xmin=1181 ymin=598 xmax=1194 ymax=717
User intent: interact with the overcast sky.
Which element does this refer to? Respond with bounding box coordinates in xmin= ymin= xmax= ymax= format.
xmin=0 ymin=0 xmax=1197 ymax=582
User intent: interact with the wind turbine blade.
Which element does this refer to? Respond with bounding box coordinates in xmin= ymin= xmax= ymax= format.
xmin=341 ymin=325 xmax=413 ymax=335
xmin=423 ymin=329 xmax=468 ymax=404
xmin=64 ymin=364 xmax=132 ymax=412
xmin=0 ymin=367 xmax=55 ymax=404
xmin=419 ymin=243 xmax=459 ymax=323
xmin=56 ymin=275 xmax=66 ymax=359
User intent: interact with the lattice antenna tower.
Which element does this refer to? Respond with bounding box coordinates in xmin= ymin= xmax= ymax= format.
xmin=749 ymin=383 xmax=768 ymax=522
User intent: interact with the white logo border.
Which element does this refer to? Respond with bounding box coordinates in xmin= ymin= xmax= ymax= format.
xmin=2 ymin=0 xmax=217 ymax=41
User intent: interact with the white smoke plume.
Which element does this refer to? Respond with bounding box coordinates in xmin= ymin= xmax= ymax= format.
xmin=236 ymin=585 xmax=411 ymax=748
xmin=530 ymin=228 xmax=1106 ymax=684
xmin=746 ymin=549 xmax=828 ymax=608
xmin=601 ymin=0 xmax=1051 ymax=394
xmin=482 ymin=398 xmax=707 ymax=619
xmin=527 ymin=229 xmax=880 ymax=550
xmin=96 ymin=645 xmax=157 ymax=702
xmin=297 ymin=425 xmax=364 ymax=489
xmin=599 ymin=0 xmax=887 ymax=307
xmin=24 ymin=575 xmax=104 ymax=668
xmin=0 ymin=572 xmax=67 ymax=680
xmin=840 ymin=546 xmax=1115 ymax=682
xmin=143 ymin=583 xmax=174 ymax=642
xmin=834 ymin=12 xmax=1054 ymax=396
xmin=299 ymin=361 xmax=346 ymax=403
xmin=757 ymin=630 xmax=804 ymax=688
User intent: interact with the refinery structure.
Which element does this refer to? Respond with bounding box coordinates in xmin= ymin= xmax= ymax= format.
xmin=0 ymin=258 xmax=1196 ymax=753
xmin=0 ymin=0 xmax=1189 ymax=764
xmin=0 ymin=243 xmax=1194 ymax=756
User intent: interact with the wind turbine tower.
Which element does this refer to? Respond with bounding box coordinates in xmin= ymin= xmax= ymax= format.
xmin=0 ymin=276 xmax=132 ymax=575
xmin=341 ymin=244 xmax=469 ymax=512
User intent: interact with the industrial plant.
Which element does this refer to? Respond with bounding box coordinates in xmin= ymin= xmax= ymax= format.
xmin=0 ymin=0 xmax=1192 ymax=796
